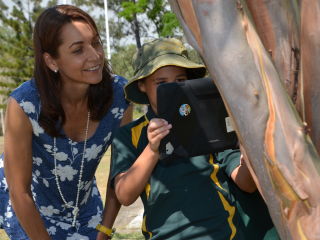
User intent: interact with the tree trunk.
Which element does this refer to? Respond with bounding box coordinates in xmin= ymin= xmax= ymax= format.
xmin=169 ymin=0 xmax=320 ymax=239
xmin=132 ymin=13 xmax=141 ymax=49
xmin=297 ymin=0 xmax=320 ymax=157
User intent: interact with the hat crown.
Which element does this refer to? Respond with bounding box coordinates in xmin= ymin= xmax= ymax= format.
xmin=125 ymin=37 xmax=206 ymax=104
xmin=132 ymin=38 xmax=188 ymax=75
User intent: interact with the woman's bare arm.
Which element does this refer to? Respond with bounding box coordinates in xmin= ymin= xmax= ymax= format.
xmin=96 ymin=173 xmax=121 ymax=240
xmin=4 ymin=98 xmax=51 ymax=240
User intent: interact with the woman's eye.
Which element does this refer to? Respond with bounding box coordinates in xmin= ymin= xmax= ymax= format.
xmin=72 ymin=48 xmax=83 ymax=54
xmin=156 ymin=81 xmax=166 ymax=85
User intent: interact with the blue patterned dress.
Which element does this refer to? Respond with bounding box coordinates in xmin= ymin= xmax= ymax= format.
xmin=0 ymin=76 xmax=128 ymax=240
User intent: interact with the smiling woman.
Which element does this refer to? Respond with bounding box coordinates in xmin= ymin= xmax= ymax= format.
xmin=0 ymin=5 xmax=132 ymax=240
xmin=43 ymin=21 xmax=105 ymax=86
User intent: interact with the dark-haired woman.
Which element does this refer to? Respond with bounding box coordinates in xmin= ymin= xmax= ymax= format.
xmin=0 ymin=5 xmax=131 ymax=240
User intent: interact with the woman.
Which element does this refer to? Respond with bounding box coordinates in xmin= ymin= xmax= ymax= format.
xmin=0 ymin=5 xmax=131 ymax=240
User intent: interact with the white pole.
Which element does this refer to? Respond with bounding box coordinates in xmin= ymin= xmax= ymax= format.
xmin=104 ymin=0 xmax=111 ymax=61
xmin=0 ymin=108 xmax=4 ymax=135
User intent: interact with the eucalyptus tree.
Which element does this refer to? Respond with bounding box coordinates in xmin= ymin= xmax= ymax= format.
xmin=169 ymin=1 xmax=320 ymax=239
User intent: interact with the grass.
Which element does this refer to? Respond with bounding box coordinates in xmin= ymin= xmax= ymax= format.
xmin=0 ymin=136 xmax=144 ymax=240
xmin=0 ymin=229 xmax=8 ymax=240
xmin=113 ymin=232 xmax=145 ymax=240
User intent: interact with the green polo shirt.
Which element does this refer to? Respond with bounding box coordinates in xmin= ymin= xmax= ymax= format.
xmin=111 ymin=108 xmax=246 ymax=240
xmin=229 ymin=183 xmax=280 ymax=240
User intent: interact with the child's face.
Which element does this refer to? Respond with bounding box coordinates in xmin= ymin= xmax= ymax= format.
xmin=138 ymin=65 xmax=187 ymax=114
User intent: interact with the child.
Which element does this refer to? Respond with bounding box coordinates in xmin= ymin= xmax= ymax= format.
xmin=110 ymin=38 xmax=259 ymax=239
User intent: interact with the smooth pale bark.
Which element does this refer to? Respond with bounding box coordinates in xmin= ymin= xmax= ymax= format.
xmin=245 ymin=0 xmax=300 ymax=101
xmin=170 ymin=0 xmax=320 ymax=239
xmin=297 ymin=0 xmax=320 ymax=157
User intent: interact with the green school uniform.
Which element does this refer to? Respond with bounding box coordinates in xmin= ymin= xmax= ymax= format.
xmin=217 ymin=150 xmax=279 ymax=240
xmin=111 ymin=108 xmax=245 ymax=240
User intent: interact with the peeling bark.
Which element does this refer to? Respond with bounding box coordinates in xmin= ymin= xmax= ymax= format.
xmin=245 ymin=0 xmax=300 ymax=102
xmin=298 ymin=0 xmax=320 ymax=157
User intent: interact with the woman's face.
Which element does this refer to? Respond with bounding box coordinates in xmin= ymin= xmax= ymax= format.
xmin=138 ymin=65 xmax=188 ymax=114
xmin=46 ymin=20 xmax=104 ymax=86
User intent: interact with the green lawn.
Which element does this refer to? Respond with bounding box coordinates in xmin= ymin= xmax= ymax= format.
xmin=0 ymin=136 xmax=143 ymax=240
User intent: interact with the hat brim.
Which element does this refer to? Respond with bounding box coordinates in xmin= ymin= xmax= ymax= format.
xmin=125 ymin=54 xmax=206 ymax=104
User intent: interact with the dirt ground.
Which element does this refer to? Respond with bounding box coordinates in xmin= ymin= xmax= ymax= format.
xmin=114 ymin=199 xmax=143 ymax=234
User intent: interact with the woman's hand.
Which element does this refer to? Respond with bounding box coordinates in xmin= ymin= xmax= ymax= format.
xmin=147 ymin=118 xmax=172 ymax=153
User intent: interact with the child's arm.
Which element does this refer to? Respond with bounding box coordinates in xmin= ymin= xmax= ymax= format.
xmin=231 ymin=154 xmax=257 ymax=193
xmin=114 ymin=118 xmax=172 ymax=206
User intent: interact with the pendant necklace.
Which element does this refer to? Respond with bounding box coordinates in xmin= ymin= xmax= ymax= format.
xmin=53 ymin=111 xmax=90 ymax=227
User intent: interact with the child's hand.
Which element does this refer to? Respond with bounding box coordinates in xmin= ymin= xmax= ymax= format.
xmin=147 ymin=118 xmax=172 ymax=153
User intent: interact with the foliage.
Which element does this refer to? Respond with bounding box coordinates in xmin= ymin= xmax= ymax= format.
xmin=110 ymin=44 xmax=136 ymax=79
xmin=119 ymin=0 xmax=180 ymax=37
xmin=108 ymin=0 xmax=182 ymax=49
xmin=0 ymin=1 xmax=35 ymax=94
xmin=0 ymin=0 xmax=60 ymax=109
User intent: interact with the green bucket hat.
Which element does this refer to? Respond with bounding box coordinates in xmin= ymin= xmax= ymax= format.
xmin=124 ymin=38 xmax=206 ymax=104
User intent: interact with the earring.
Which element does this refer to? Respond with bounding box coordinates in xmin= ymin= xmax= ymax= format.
xmin=54 ymin=69 xmax=58 ymax=73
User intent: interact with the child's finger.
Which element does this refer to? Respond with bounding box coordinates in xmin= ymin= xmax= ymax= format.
xmin=152 ymin=129 xmax=170 ymax=142
xmin=150 ymin=123 xmax=172 ymax=137
xmin=148 ymin=118 xmax=168 ymax=129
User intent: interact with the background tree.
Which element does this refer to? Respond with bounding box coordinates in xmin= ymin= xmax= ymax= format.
xmin=108 ymin=0 xmax=181 ymax=49
xmin=0 ymin=0 xmax=53 ymax=134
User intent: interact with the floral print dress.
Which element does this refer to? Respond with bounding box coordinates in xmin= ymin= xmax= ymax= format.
xmin=0 ymin=76 xmax=128 ymax=240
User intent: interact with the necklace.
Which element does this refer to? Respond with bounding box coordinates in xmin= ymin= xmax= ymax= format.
xmin=53 ymin=111 xmax=90 ymax=227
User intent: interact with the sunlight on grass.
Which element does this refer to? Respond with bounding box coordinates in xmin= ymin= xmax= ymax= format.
xmin=95 ymin=147 xmax=111 ymax=204
xmin=0 ymin=230 xmax=9 ymax=240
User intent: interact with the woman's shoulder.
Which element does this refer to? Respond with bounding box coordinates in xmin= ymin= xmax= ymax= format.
xmin=9 ymin=79 xmax=40 ymax=117
xmin=112 ymin=75 xmax=128 ymax=94
xmin=109 ymin=75 xmax=129 ymax=110
xmin=113 ymin=75 xmax=128 ymax=85
xmin=10 ymin=79 xmax=39 ymax=103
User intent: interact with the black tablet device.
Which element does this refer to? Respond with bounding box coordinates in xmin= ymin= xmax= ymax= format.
xmin=157 ymin=77 xmax=238 ymax=161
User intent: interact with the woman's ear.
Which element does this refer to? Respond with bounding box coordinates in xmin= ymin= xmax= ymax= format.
xmin=137 ymin=80 xmax=146 ymax=93
xmin=43 ymin=52 xmax=58 ymax=73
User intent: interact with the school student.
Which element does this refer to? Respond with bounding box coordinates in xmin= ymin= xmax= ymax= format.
xmin=109 ymin=38 xmax=259 ymax=239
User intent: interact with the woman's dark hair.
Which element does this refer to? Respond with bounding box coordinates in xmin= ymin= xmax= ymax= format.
xmin=33 ymin=5 xmax=113 ymax=137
